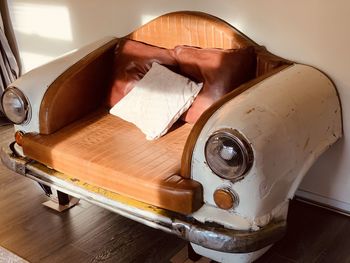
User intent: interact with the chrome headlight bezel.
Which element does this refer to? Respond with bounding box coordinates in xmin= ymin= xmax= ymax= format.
xmin=205 ymin=129 xmax=253 ymax=182
xmin=1 ymin=87 xmax=30 ymax=125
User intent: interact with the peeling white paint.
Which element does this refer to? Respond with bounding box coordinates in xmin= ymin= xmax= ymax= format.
xmin=191 ymin=65 xmax=342 ymax=227
xmin=191 ymin=204 xmax=254 ymax=230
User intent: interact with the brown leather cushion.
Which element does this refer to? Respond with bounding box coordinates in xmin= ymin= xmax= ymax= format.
xmin=22 ymin=109 xmax=203 ymax=214
xmin=107 ymin=39 xmax=178 ymax=107
xmin=174 ymin=45 xmax=256 ymax=123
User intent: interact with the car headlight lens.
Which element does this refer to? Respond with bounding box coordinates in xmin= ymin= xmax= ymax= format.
xmin=1 ymin=87 xmax=29 ymax=124
xmin=205 ymin=129 xmax=253 ymax=181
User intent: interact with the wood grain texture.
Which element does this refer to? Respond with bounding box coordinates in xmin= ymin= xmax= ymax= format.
xmin=23 ymin=110 xmax=203 ymax=214
xmin=256 ymin=200 xmax=350 ymax=263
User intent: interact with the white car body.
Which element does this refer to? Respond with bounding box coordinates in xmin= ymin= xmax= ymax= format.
xmin=2 ymin=36 xmax=342 ymax=263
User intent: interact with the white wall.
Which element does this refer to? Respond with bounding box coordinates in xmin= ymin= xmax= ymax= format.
xmin=8 ymin=0 xmax=350 ymax=211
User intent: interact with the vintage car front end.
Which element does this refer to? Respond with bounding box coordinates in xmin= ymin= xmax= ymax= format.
xmin=182 ymin=64 xmax=342 ymax=262
xmin=0 ymin=11 xmax=343 ymax=263
xmin=1 ymin=144 xmax=285 ymax=255
xmin=1 ymin=62 xmax=342 ymax=263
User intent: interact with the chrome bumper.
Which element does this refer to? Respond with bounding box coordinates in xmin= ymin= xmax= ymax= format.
xmin=1 ymin=143 xmax=286 ymax=253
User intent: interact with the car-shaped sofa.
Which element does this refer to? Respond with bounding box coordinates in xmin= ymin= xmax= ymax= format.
xmin=0 ymin=11 xmax=342 ymax=263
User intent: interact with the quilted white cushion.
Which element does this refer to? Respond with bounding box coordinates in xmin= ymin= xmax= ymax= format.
xmin=109 ymin=62 xmax=203 ymax=140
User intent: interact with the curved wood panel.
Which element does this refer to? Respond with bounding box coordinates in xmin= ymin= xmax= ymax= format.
xmin=128 ymin=11 xmax=257 ymax=49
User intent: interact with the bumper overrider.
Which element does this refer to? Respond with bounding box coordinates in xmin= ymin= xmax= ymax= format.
xmin=1 ymin=143 xmax=286 ymax=253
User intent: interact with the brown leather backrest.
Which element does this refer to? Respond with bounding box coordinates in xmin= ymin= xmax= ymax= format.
xmin=128 ymin=11 xmax=257 ymax=49
xmin=128 ymin=11 xmax=290 ymax=77
xmin=39 ymin=12 xmax=291 ymax=134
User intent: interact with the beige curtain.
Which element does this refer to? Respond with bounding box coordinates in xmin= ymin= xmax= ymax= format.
xmin=0 ymin=1 xmax=20 ymax=116
xmin=0 ymin=24 xmax=19 ymax=92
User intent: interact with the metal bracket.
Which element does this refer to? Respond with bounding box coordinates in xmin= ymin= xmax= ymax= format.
xmin=41 ymin=186 xmax=80 ymax=212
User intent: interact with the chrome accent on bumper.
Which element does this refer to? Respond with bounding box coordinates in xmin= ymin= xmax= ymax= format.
xmin=1 ymin=144 xmax=286 ymax=253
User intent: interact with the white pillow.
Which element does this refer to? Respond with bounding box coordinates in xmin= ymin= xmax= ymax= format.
xmin=109 ymin=62 xmax=203 ymax=140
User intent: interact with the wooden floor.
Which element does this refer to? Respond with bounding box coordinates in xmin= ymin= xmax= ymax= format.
xmin=0 ymin=125 xmax=349 ymax=263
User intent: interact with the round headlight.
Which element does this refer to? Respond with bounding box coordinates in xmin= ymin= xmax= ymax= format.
xmin=205 ymin=129 xmax=253 ymax=181
xmin=1 ymin=87 xmax=29 ymax=124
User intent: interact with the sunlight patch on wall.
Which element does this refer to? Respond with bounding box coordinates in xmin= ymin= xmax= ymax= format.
xmin=11 ymin=3 xmax=72 ymax=41
xmin=20 ymin=51 xmax=55 ymax=73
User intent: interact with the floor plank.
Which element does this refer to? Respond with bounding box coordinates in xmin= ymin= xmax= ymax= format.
xmin=39 ymin=244 xmax=94 ymax=263
xmin=256 ymin=200 xmax=349 ymax=263
xmin=316 ymin=219 xmax=350 ymax=263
